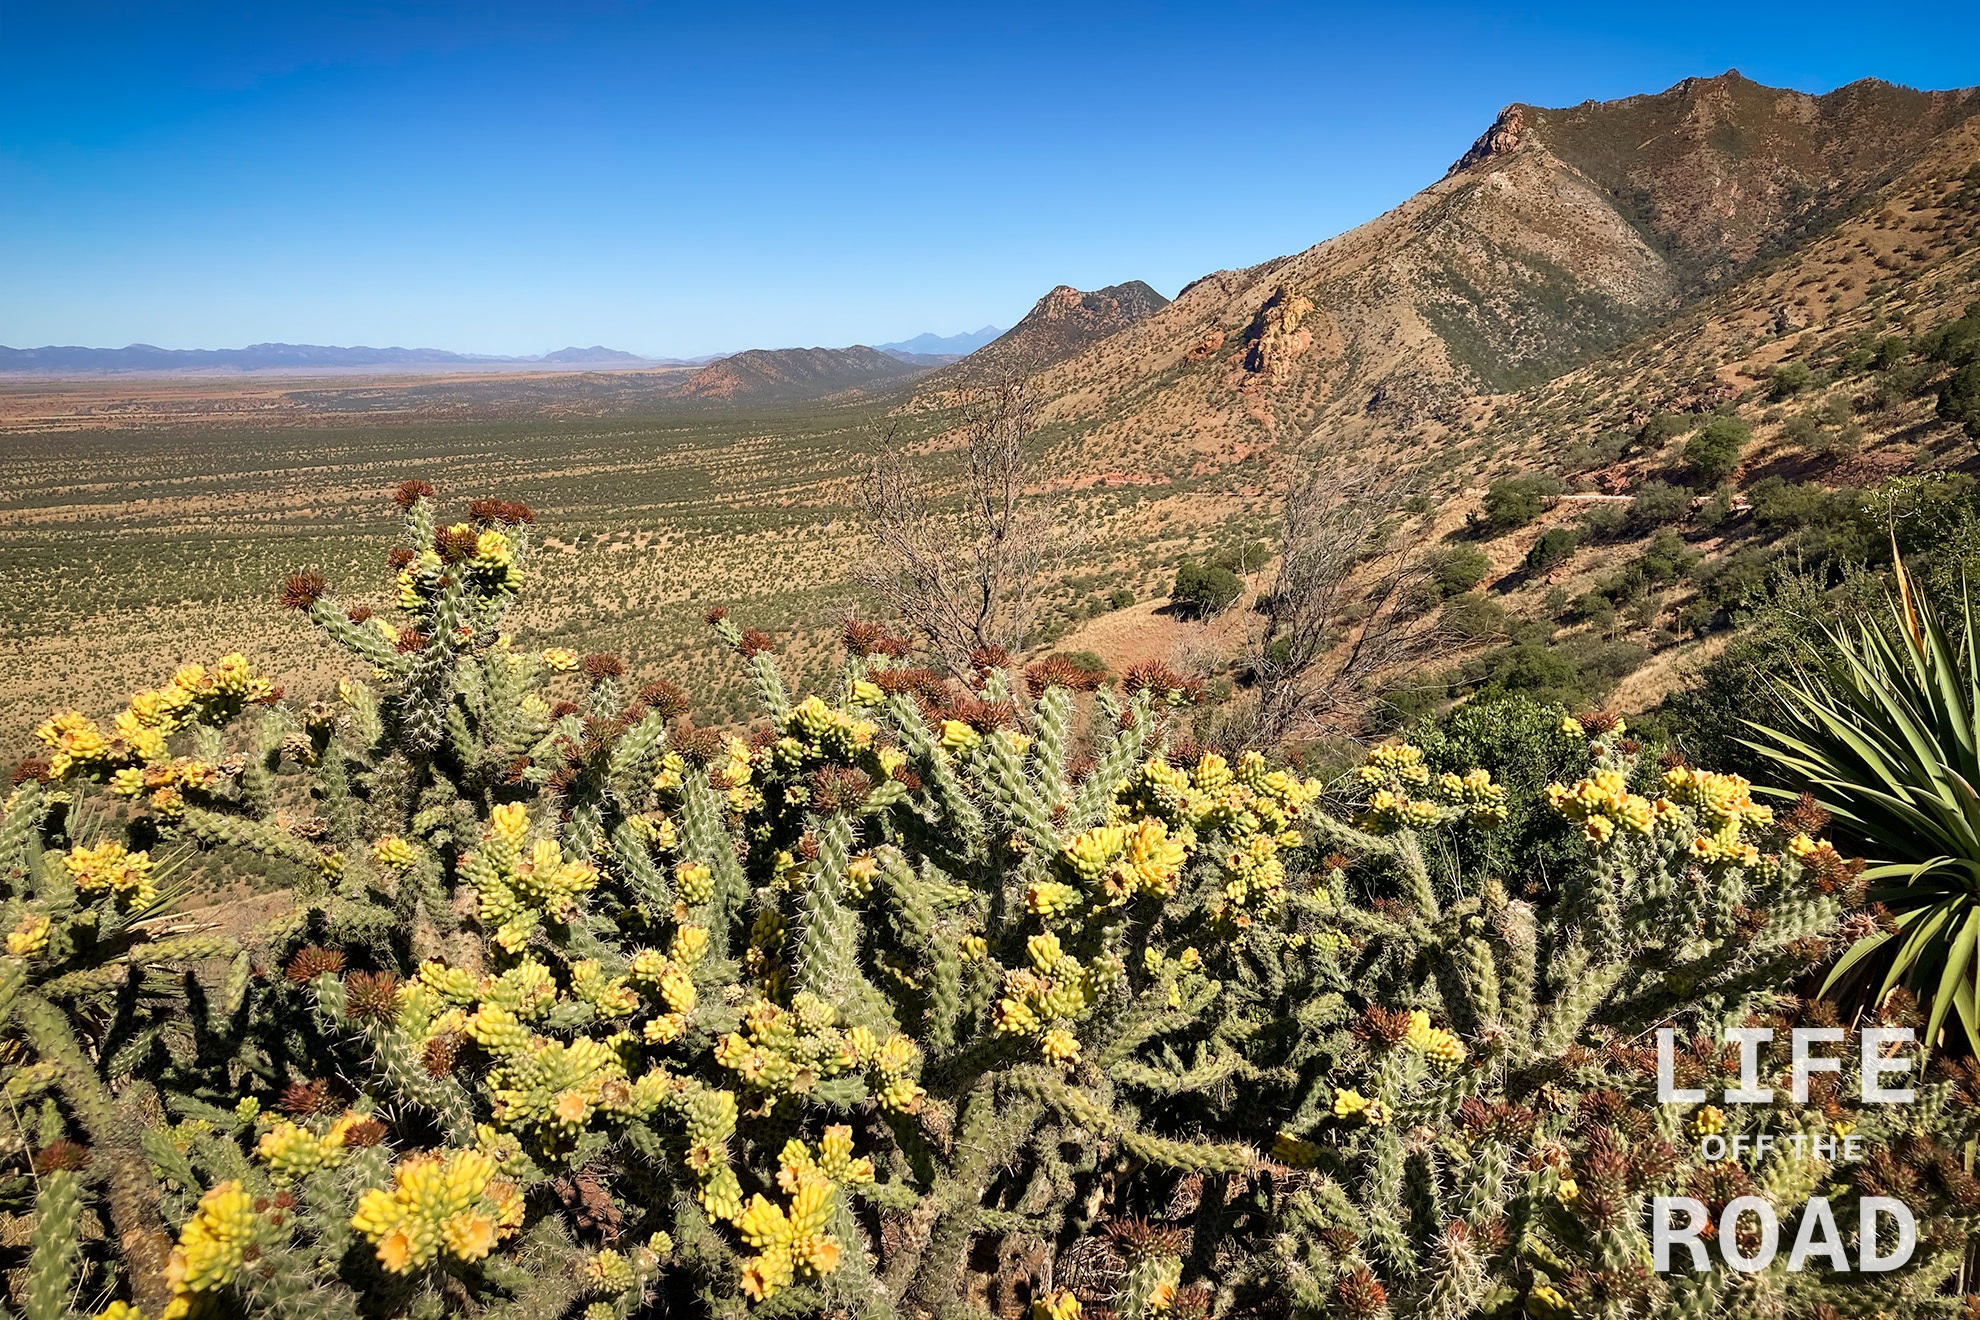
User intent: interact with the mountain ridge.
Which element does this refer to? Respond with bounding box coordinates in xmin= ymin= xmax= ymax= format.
xmin=676 ymin=344 xmax=933 ymax=402
xmin=953 ymin=71 xmax=1980 ymax=470
xmin=931 ymin=280 xmax=1171 ymax=383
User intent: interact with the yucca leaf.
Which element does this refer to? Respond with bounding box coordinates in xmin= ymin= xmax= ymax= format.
xmin=1822 ymin=928 xmax=1896 ymax=996
xmin=1927 ymin=907 xmax=1980 ymax=1050
xmin=1744 ymin=566 xmax=1980 ymax=1054
xmin=1879 ymin=903 xmax=1955 ymax=1002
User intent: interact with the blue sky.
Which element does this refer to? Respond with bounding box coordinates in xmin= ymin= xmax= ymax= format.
xmin=3 ymin=2 xmax=1977 ymax=358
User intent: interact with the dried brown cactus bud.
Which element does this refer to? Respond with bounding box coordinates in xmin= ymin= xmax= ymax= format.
xmin=343 ymin=970 xmax=402 ymax=1022
xmin=285 ymin=946 xmax=346 ymax=983
xmin=277 ymin=571 xmax=327 ymax=611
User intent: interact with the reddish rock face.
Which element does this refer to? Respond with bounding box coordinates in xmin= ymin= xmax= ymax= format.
xmin=1447 ymin=105 xmax=1525 ymax=176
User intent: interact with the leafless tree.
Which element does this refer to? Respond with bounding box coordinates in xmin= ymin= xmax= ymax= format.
xmin=1239 ymin=466 xmax=1449 ymax=747
xmin=855 ymin=373 xmax=1071 ymax=676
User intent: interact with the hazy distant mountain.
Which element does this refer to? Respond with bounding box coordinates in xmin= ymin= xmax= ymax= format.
xmin=0 ymin=341 xmax=696 ymax=375
xmin=679 ymin=345 xmax=932 ymax=402
xmin=536 ymin=345 xmax=654 ymax=365
xmin=875 ymin=326 xmax=1002 ymax=358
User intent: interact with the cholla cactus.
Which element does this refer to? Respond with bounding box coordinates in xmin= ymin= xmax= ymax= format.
xmin=13 ymin=487 xmax=1976 ymax=1320
xmin=1189 ymin=723 xmax=1980 ymax=1317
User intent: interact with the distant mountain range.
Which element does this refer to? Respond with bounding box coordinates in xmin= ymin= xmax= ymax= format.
xmin=874 ymin=326 xmax=1002 ymax=359
xmin=0 ymin=342 xmax=718 ymax=375
xmin=0 ymin=332 xmax=1019 ymax=378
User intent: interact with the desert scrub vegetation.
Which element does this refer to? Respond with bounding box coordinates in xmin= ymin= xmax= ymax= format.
xmin=2 ymin=482 xmax=1977 ymax=1319
xmin=0 ymin=394 xmax=1246 ymax=755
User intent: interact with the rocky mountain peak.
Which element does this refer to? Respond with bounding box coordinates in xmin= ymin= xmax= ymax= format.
xmin=951 ymin=280 xmax=1172 ymax=376
xmin=1445 ymin=105 xmax=1525 ymax=175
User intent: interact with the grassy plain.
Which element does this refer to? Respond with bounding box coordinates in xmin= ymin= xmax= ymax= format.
xmin=0 ymin=377 xmax=1272 ymax=754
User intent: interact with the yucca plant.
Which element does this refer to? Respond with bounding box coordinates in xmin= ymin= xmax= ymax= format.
xmin=1744 ymin=553 xmax=1980 ymax=1053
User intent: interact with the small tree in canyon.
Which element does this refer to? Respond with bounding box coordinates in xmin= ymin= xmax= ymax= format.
xmin=1241 ymin=466 xmax=1448 ymax=747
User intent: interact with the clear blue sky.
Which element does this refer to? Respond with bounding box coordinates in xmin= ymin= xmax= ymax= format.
xmin=3 ymin=2 xmax=1976 ymax=358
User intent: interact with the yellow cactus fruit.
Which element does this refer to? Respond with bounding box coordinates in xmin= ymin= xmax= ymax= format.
xmin=676 ymin=862 xmax=715 ymax=905
xmin=671 ymin=923 xmax=711 ymax=967
xmin=165 ymin=1180 xmax=263 ymax=1295
xmin=1034 ymin=1290 xmax=1082 ymax=1320
xmin=350 ymin=1149 xmax=516 ymax=1273
xmin=373 ymin=835 xmax=417 ymax=869
xmin=1040 ymin=1028 xmax=1081 ymax=1070
xmin=7 ymin=914 xmax=51 ymax=957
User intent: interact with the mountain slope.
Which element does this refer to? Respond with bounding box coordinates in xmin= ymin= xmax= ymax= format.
xmin=1506 ymin=73 xmax=1980 ymax=283
xmin=948 ymin=281 xmax=1171 ymax=379
xmin=976 ymin=73 xmax=1980 ymax=470
xmin=1469 ymin=110 xmax=1980 ymax=479
xmin=676 ymin=344 xmax=930 ymax=402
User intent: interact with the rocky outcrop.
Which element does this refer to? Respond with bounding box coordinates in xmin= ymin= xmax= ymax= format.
xmin=1241 ymin=286 xmax=1315 ymax=384
xmin=1446 ymin=106 xmax=1525 ymax=175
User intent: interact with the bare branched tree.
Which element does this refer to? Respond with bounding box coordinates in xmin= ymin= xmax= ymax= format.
xmin=855 ymin=373 xmax=1071 ymax=676
xmin=1240 ymin=467 xmax=1450 ymax=747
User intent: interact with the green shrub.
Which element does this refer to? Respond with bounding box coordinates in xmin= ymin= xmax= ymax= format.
xmin=1476 ymin=474 xmax=1563 ymax=534
xmin=1562 ymin=429 xmax=1629 ymax=470
xmin=1413 ymin=694 xmax=1635 ymax=886
xmin=1627 ymin=479 xmax=1690 ymax=526
xmin=1696 ymin=483 xmax=1738 ymax=529
xmin=1108 ymin=587 xmax=1135 ymax=609
xmin=1921 ymin=299 xmax=1980 ymax=366
xmin=1521 ymin=527 xmax=1578 ymax=574
xmin=1170 ymin=559 xmax=1243 ymax=615
xmin=1578 ymin=501 xmax=1628 ymax=539
xmin=1635 ymin=411 xmax=1692 ymax=447
xmin=1430 ymin=545 xmax=1492 ymax=597
xmin=1442 ymin=592 xmax=1509 ymax=639
xmin=1638 ymin=529 xmax=1699 ymax=586
xmin=1940 ymin=360 xmax=1980 ymax=442
xmin=1769 ymin=360 xmax=1811 ymax=398
xmin=1684 ymin=416 xmax=1750 ymax=484
xmin=1053 ymin=648 xmax=1109 ymax=677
